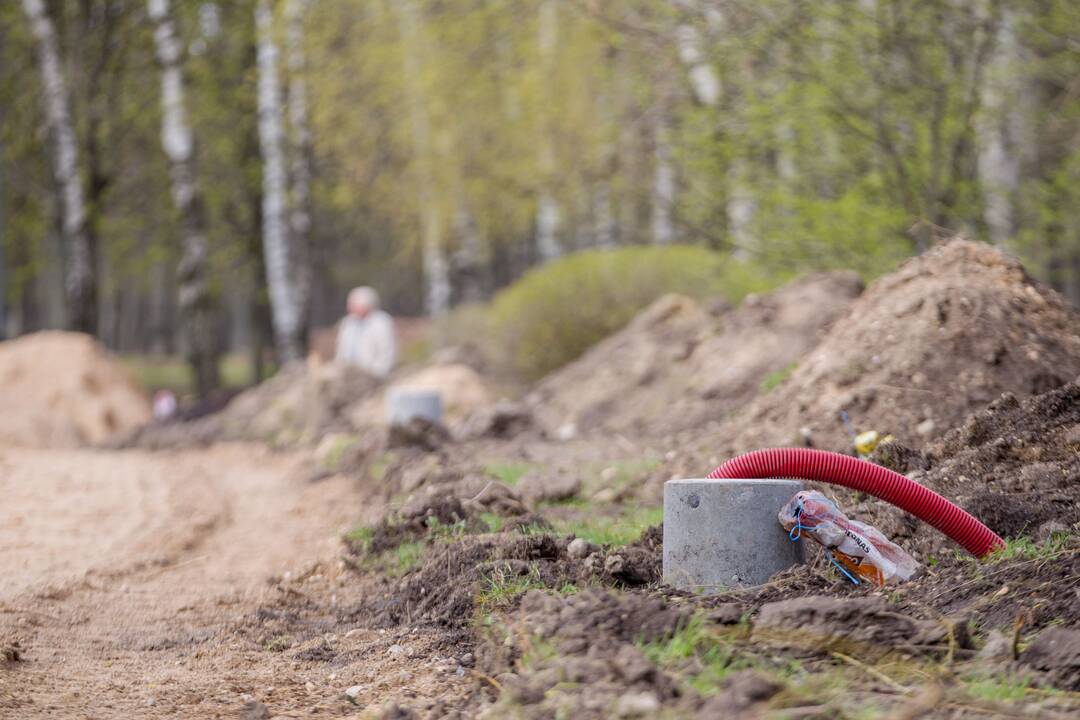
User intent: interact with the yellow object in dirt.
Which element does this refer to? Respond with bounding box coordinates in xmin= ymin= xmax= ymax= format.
xmin=854 ymin=430 xmax=895 ymax=456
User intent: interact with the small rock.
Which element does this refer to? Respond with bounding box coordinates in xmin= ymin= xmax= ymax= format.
xmin=387 ymin=644 xmax=406 ymax=657
xmin=344 ymin=685 xmax=363 ymax=700
xmin=615 ymin=691 xmax=660 ymax=717
xmin=600 ymin=467 xmax=618 ymax=482
xmin=145 ymin=698 xmax=156 ymax=707
xmin=567 ymin=538 xmax=598 ymax=560
xmin=240 ymin=701 xmax=271 ymax=720
xmin=977 ymin=629 xmax=1013 ymax=661
xmin=305 ymin=682 xmax=315 ymax=692
xmin=916 ymin=418 xmax=936 ymax=436
xmin=555 ymin=422 xmax=577 ymax=441
xmin=344 ymin=628 xmax=363 ymax=639
xmin=458 ymin=652 xmax=475 ymax=667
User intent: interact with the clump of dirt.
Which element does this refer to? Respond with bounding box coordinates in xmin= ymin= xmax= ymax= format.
xmin=476 ymin=589 xmax=690 ymax=715
xmin=123 ymin=362 xmax=379 ymax=449
xmin=531 ymin=272 xmax=863 ymax=437
xmin=718 ymin=240 xmax=1080 ymax=454
xmin=0 ymin=331 xmax=151 ymax=447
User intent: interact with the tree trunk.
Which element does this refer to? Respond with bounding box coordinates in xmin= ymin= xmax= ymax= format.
xmin=285 ymin=0 xmax=313 ymax=339
xmin=256 ymin=0 xmax=304 ymax=362
xmin=651 ymin=105 xmax=676 ymax=244
xmin=21 ymin=0 xmax=96 ymax=332
xmin=396 ymin=0 xmax=450 ymax=316
xmin=149 ymin=0 xmax=222 ymax=396
xmin=535 ymin=0 xmax=562 ymax=262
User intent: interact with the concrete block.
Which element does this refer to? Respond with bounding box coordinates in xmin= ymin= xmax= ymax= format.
xmin=664 ymin=478 xmax=805 ymax=591
xmin=386 ymin=388 xmax=443 ymax=425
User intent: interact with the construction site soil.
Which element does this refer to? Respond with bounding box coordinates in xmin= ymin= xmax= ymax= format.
xmin=4 ymin=239 xmax=1080 ymax=719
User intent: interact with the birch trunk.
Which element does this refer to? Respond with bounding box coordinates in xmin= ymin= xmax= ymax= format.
xmin=21 ymin=0 xmax=96 ymax=332
xmin=651 ymin=105 xmax=676 ymax=244
xmin=284 ymin=0 xmax=314 ymax=328
xmin=977 ymin=11 xmax=1022 ymax=246
xmin=535 ymin=0 xmax=562 ymax=262
xmin=397 ymin=0 xmax=450 ymax=316
xmin=256 ymin=0 xmax=304 ymax=362
xmin=148 ymin=0 xmax=221 ymax=395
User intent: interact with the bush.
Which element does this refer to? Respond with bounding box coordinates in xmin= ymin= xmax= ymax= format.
xmin=486 ymin=245 xmax=767 ymax=381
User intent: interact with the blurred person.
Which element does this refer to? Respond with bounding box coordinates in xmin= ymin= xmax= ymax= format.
xmin=335 ymin=286 xmax=397 ymax=378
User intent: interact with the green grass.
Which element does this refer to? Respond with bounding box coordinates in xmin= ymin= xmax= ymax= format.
xmin=553 ymin=505 xmax=662 ymax=547
xmin=760 ymin=361 xmax=797 ymax=393
xmin=986 ymin=532 xmax=1072 ymax=564
xmin=344 ymin=525 xmax=374 ymax=550
xmin=121 ymin=352 xmax=256 ymax=394
xmin=484 ymin=461 xmax=534 ymax=487
xmin=961 ymin=673 xmax=1033 ymax=703
xmin=639 ymin=614 xmax=753 ymax=696
xmin=475 ymin=562 xmax=547 ymax=612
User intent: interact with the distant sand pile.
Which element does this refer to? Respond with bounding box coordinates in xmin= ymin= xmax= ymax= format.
xmin=0 ymin=332 xmax=151 ymax=447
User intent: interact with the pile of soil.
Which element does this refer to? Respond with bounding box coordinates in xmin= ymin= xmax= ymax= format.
xmin=716 ymin=240 xmax=1080 ymax=454
xmin=348 ymin=363 xmax=495 ymax=432
xmin=531 ymin=272 xmax=863 ymax=437
xmin=854 ymin=380 xmax=1080 ymax=560
xmin=0 ymin=331 xmax=150 ymax=447
xmin=125 ymin=362 xmax=379 ymax=449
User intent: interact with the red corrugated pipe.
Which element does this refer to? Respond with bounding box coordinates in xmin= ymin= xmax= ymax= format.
xmin=707 ymin=448 xmax=1005 ymax=558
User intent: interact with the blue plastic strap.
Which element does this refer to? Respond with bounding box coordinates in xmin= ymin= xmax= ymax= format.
xmin=827 ymin=550 xmax=860 ymax=585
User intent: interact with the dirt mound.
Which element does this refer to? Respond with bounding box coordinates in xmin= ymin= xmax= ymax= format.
xmin=847 ymin=381 xmax=1080 ymax=560
xmin=531 ymin=272 xmax=863 ymax=437
xmin=0 ymin=331 xmax=150 ymax=447
xmin=348 ymin=363 xmax=495 ymax=431
xmin=719 ymin=240 xmax=1080 ymax=453
xmin=125 ymin=362 xmax=380 ymax=449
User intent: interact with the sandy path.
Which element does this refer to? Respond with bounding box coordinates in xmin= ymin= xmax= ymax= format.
xmin=0 ymin=445 xmax=464 ymax=718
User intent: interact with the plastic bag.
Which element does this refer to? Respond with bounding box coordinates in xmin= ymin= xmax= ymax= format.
xmin=778 ymin=490 xmax=919 ymax=586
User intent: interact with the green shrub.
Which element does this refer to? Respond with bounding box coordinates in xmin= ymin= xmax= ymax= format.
xmin=487 ymin=245 xmax=767 ymax=381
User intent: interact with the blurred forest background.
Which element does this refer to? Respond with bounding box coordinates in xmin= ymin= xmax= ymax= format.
xmin=1 ymin=0 xmax=1078 ymax=393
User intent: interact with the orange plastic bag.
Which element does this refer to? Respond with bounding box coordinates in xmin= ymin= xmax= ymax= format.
xmin=778 ymin=490 xmax=919 ymax=586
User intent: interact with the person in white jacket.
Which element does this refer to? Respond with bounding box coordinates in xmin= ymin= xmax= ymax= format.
xmin=335 ymin=287 xmax=397 ymax=378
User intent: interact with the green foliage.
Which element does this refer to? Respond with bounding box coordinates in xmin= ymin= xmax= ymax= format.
xmin=489 ymin=246 xmax=767 ymax=381
xmin=961 ymin=673 xmax=1033 ymax=703
xmin=553 ymin=505 xmax=662 ymax=548
xmin=639 ymin=614 xmax=753 ymax=696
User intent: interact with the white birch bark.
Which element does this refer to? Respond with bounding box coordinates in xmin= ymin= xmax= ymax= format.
xmin=256 ymin=0 xmax=304 ymax=361
xmin=148 ymin=0 xmax=221 ymax=394
xmin=397 ymin=0 xmax=450 ymax=316
xmin=977 ymin=11 xmax=1022 ymax=245
xmin=535 ymin=0 xmax=562 ymax=262
xmin=651 ymin=106 xmax=676 ymax=244
xmin=21 ymin=0 xmax=95 ymax=331
xmin=671 ymin=1 xmax=754 ymax=250
xmin=284 ymin=0 xmax=313 ymax=321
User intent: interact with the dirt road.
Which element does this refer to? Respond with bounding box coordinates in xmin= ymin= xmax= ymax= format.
xmin=0 ymin=445 xmax=461 ymax=718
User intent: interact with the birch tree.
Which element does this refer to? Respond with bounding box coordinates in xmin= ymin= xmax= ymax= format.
xmin=148 ymin=0 xmax=221 ymax=395
xmin=534 ymin=0 xmax=562 ymax=262
xmin=396 ymin=0 xmax=450 ymax=316
xmin=21 ymin=0 xmax=97 ymax=332
xmin=256 ymin=0 xmax=304 ymax=362
xmin=285 ymin=0 xmax=314 ymax=326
